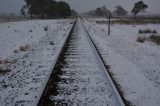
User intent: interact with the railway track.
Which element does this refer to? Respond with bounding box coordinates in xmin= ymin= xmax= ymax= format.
xmin=37 ymin=18 xmax=125 ymax=106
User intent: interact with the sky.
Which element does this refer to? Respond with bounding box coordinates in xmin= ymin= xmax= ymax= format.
xmin=0 ymin=0 xmax=160 ymax=15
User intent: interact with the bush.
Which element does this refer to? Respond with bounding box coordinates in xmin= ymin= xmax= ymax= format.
xmin=153 ymin=30 xmax=157 ymax=34
xmin=137 ymin=36 xmax=146 ymax=43
xmin=29 ymin=29 xmax=32 ymax=32
xmin=14 ymin=50 xmax=18 ymax=53
xmin=50 ymin=41 xmax=54 ymax=45
xmin=139 ymin=29 xmax=158 ymax=34
xmin=139 ymin=29 xmax=143 ymax=34
xmin=149 ymin=35 xmax=160 ymax=45
xmin=20 ymin=45 xmax=29 ymax=51
xmin=145 ymin=29 xmax=152 ymax=33
xmin=44 ymin=26 xmax=48 ymax=31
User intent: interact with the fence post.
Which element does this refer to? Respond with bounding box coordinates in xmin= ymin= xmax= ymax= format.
xmin=108 ymin=11 xmax=111 ymax=35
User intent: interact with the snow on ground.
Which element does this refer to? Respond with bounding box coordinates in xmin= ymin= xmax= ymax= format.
xmin=0 ymin=19 xmax=69 ymax=60
xmin=83 ymin=18 xmax=160 ymax=106
xmin=0 ymin=19 xmax=74 ymax=106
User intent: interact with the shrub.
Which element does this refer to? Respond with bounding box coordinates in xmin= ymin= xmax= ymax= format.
xmin=29 ymin=29 xmax=32 ymax=32
xmin=14 ymin=50 xmax=18 ymax=53
xmin=44 ymin=26 xmax=48 ymax=31
xmin=139 ymin=29 xmax=158 ymax=34
xmin=139 ymin=29 xmax=143 ymax=34
xmin=153 ymin=30 xmax=157 ymax=34
xmin=137 ymin=36 xmax=146 ymax=43
xmin=50 ymin=41 xmax=54 ymax=45
xmin=149 ymin=35 xmax=160 ymax=45
xmin=14 ymin=30 xmax=18 ymax=32
xmin=144 ymin=29 xmax=152 ymax=33
xmin=20 ymin=45 xmax=29 ymax=51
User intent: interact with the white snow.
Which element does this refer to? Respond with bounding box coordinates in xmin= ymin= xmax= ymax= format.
xmin=0 ymin=19 xmax=74 ymax=106
xmin=1 ymin=17 xmax=160 ymax=106
xmin=0 ymin=19 xmax=70 ymax=60
xmin=83 ymin=18 xmax=160 ymax=106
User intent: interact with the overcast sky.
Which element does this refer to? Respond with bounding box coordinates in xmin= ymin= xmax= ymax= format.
xmin=0 ymin=0 xmax=160 ymax=14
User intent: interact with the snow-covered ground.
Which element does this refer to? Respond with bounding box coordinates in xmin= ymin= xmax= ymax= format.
xmin=83 ymin=18 xmax=160 ymax=106
xmin=0 ymin=19 xmax=74 ymax=106
xmin=0 ymin=19 xmax=70 ymax=60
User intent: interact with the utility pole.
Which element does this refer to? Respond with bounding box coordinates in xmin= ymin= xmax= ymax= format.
xmin=108 ymin=11 xmax=111 ymax=35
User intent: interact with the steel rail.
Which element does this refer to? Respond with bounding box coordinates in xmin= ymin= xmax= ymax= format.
xmin=37 ymin=18 xmax=125 ymax=106
xmin=80 ymin=18 xmax=125 ymax=106
xmin=36 ymin=18 xmax=77 ymax=106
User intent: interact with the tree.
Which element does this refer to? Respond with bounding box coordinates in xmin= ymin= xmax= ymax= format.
xmin=58 ymin=1 xmax=71 ymax=18
xmin=96 ymin=8 xmax=103 ymax=16
xmin=20 ymin=6 xmax=26 ymax=16
xmin=102 ymin=6 xmax=109 ymax=16
xmin=131 ymin=0 xmax=148 ymax=18
xmin=71 ymin=9 xmax=78 ymax=16
xmin=84 ymin=5 xmax=110 ymax=17
xmin=21 ymin=0 xmax=71 ymax=19
xmin=114 ymin=5 xmax=128 ymax=16
xmin=45 ymin=0 xmax=59 ymax=18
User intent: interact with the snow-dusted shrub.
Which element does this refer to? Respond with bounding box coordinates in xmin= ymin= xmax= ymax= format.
xmin=14 ymin=50 xmax=18 ymax=53
xmin=139 ymin=29 xmax=157 ymax=34
xmin=44 ymin=26 xmax=48 ymax=31
xmin=152 ymin=30 xmax=157 ymax=34
xmin=149 ymin=35 xmax=160 ymax=45
xmin=29 ymin=29 xmax=32 ymax=32
xmin=138 ymin=29 xmax=143 ymax=34
xmin=19 ymin=45 xmax=29 ymax=51
xmin=137 ymin=36 xmax=146 ymax=43
xmin=50 ymin=41 xmax=54 ymax=45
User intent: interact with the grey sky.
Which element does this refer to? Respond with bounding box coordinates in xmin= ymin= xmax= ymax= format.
xmin=0 ymin=0 xmax=160 ymax=14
